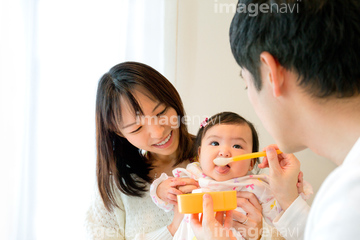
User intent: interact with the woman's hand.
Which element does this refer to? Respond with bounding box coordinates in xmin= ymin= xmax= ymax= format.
xmin=157 ymin=177 xmax=199 ymax=204
xmin=233 ymin=192 xmax=263 ymax=240
xmin=167 ymin=203 xmax=184 ymax=236
xmin=191 ymin=194 xmax=236 ymax=240
xmin=258 ymin=144 xmax=300 ymax=210
xmin=190 ymin=193 xmax=263 ymax=240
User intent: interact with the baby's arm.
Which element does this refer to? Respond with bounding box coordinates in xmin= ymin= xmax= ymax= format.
xmin=150 ymin=173 xmax=199 ymax=211
xmin=150 ymin=173 xmax=178 ymax=211
xmin=297 ymin=171 xmax=304 ymax=194
xmin=156 ymin=176 xmax=191 ymax=204
xmin=262 ymin=171 xmax=312 ymax=226
xmin=297 ymin=171 xmax=313 ymax=200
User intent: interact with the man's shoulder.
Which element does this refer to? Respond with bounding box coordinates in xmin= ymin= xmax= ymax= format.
xmin=305 ymin=159 xmax=360 ymax=239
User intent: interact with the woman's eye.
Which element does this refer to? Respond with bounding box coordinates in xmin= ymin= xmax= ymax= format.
xmin=156 ymin=107 xmax=168 ymax=116
xmin=210 ymin=141 xmax=219 ymax=146
xmin=233 ymin=144 xmax=242 ymax=149
xmin=130 ymin=126 xmax=142 ymax=134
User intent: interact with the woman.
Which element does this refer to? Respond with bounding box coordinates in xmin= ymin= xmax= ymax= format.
xmin=85 ymin=62 xmax=263 ymax=239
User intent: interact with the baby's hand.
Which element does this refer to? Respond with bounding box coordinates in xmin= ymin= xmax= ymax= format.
xmin=297 ymin=171 xmax=304 ymax=194
xmin=157 ymin=178 xmax=199 ymax=205
xmin=177 ymin=181 xmax=199 ymax=194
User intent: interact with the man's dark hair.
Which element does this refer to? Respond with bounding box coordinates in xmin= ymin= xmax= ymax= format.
xmin=230 ymin=0 xmax=360 ymax=98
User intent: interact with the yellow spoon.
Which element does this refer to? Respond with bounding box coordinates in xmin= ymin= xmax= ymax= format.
xmin=213 ymin=150 xmax=283 ymax=166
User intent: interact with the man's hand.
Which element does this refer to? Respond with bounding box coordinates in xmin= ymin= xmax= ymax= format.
xmin=191 ymin=194 xmax=236 ymax=240
xmin=259 ymin=145 xmax=300 ymax=210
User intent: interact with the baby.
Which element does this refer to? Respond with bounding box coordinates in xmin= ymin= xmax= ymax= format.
xmin=150 ymin=112 xmax=312 ymax=239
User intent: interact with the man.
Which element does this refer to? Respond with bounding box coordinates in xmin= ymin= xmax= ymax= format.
xmin=191 ymin=0 xmax=360 ymax=239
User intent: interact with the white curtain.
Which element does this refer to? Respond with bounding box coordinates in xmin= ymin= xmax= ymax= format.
xmin=0 ymin=0 xmax=177 ymax=239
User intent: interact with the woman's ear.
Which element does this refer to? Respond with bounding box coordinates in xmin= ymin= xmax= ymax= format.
xmin=198 ymin=147 xmax=201 ymax=156
xmin=259 ymin=51 xmax=285 ymax=98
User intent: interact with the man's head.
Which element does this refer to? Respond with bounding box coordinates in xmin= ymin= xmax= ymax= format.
xmin=230 ymin=0 xmax=360 ymax=98
xmin=229 ymin=0 xmax=360 ymax=154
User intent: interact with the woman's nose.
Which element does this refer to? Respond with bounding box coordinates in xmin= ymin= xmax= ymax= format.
xmin=148 ymin=122 xmax=165 ymax=139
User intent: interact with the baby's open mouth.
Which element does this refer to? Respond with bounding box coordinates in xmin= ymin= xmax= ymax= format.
xmin=215 ymin=164 xmax=230 ymax=174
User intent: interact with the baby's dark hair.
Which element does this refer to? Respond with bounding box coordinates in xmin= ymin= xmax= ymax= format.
xmin=195 ymin=112 xmax=260 ymax=172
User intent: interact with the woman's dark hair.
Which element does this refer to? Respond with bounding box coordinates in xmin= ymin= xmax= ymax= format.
xmin=230 ymin=0 xmax=360 ymax=98
xmin=95 ymin=62 xmax=195 ymax=211
xmin=195 ymin=112 xmax=260 ymax=172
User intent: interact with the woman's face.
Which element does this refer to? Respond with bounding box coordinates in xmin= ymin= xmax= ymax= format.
xmin=118 ymin=88 xmax=180 ymax=160
xmin=198 ymin=123 xmax=254 ymax=181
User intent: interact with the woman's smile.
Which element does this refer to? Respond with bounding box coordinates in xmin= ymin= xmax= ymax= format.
xmin=152 ymin=131 xmax=173 ymax=148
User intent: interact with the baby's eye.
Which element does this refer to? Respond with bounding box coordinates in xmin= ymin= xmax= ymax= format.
xmin=210 ymin=141 xmax=219 ymax=146
xmin=233 ymin=144 xmax=242 ymax=149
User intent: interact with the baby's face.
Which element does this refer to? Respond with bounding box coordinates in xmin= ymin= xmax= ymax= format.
xmin=199 ymin=123 xmax=253 ymax=181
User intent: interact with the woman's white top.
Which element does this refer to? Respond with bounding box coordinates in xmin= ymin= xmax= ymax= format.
xmin=85 ymin=182 xmax=174 ymax=240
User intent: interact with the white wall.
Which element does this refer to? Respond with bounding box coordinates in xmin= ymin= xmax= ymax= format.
xmin=173 ymin=0 xmax=337 ymax=205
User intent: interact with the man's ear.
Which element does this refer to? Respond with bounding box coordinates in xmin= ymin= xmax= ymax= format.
xmin=260 ymin=51 xmax=285 ymax=97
